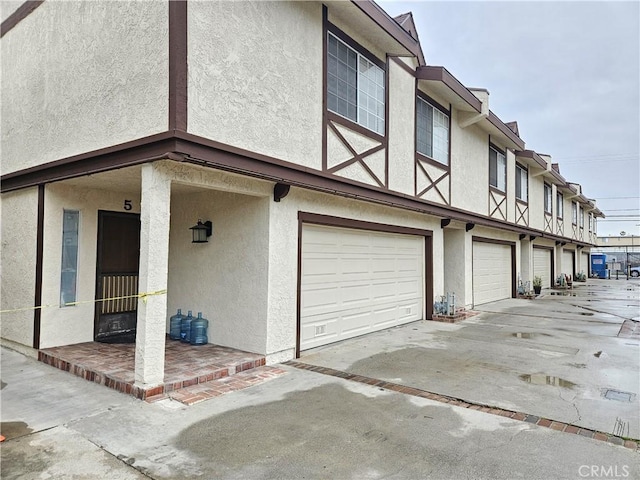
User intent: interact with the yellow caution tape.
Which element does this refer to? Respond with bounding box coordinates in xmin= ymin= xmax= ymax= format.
xmin=0 ymin=289 xmax=167 ymax=314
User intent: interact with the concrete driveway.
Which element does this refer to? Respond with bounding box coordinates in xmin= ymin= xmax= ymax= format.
xmin=2 ymin=279 xmax=639 ymax=479
xmin=302 ymin=279 xmax=640 ymax=440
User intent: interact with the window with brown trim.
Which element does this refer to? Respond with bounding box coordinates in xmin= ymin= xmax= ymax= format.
xmin=416 ymin=96 xmax=449 ymax=165
xmin=556 ymin=192 xmax=564 ymax=218
xmin=579 ymin=205 xmax=584 ymax=228
xmin=589 ymin=213 xmax=593 ymax=231
xmin=60 ymin=210 xmax=79 ymax=306
xmin=489 ymin=146 xmax=506 ymax=192
xmin=544 ymin=183 xmax=552 ymax=214
xmin=515 ymin=164 xmax=528 ymax=202
xmin=572 ymin=201 xmax=578 ymax=224
xmin=327 ymin=31 xmax=385 ymax=135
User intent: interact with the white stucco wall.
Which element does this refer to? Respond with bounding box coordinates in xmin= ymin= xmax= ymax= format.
xmin=167 ymin=189 xmax=271 ymax=355
xmin=188 ymin=0 xmax=322 ymax=169
xmin=528 ymin=172 xmax=545 ymax=231
xmin=1 ymin=0 xmax=168 ymax=174
xmin=39 ymin=183 xmax=142 ymax=349
xmin=328 ymin=11 xmax=387 ymax=64
xmin=519 ymin=238 xmax=532 ymax=285
xmin=443 ymin=228 xmax=469 ymax=307
xmin=387 ymin=60 xmax=416 ymax=196
xmin=0 ymin=188 xmax=39 ymax=349
xmin=450 ymin=113 xmax=489 ymax=215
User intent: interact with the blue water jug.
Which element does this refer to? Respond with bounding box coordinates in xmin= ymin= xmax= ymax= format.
xmin=190 ymin=312 xmax=209 ymax=346
xmin=169 ymin=309 xmax=185 ymax=340
xmin=180 ymin=310 xmax=194 ymax=343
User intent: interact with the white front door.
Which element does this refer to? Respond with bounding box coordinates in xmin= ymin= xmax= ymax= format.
xmin=300 ymin=224 xmax=425 ymax=351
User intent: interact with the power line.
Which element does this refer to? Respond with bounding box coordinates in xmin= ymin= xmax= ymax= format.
xmin=554 ymin=152 xmax=639 ymax=161
xmin=595 ymin=196 xmax=640 ymax=200
xmin=560 ymin=158 xmax=638 ymax=165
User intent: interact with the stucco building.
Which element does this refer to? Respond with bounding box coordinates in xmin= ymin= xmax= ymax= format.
xmin=1 ymin=1 xmax=603 ymax=389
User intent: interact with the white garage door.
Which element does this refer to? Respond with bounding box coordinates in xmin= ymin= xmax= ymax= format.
xmin=533 ymin=248 xmax=552 ymax=289
xmin=300 ymin=224 xmax=424 ymax=351
xmin=562 ymin=249 xmax=574 ymax=277
xmin=473 ymin=241 xmax=512 ymax=306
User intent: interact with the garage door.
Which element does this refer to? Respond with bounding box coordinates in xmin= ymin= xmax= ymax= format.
xmin=581 ymin=252 xmax=589 ymax=277
xmin=473 ymin=241 xmax=512 ymax=306
xmin=300 ymin=224 xmax=424 ymax=351
xmin=533 ymin=248 xmax=552 ymax=289
xmin=562 ymin=249 xmax=574 ymax=277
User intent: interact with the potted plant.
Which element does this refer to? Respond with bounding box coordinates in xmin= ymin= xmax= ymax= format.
xmin=533 ymin=276 xmax=542 ymax=295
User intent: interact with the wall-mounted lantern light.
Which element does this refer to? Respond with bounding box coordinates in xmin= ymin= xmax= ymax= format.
xmin=190 ymin=220 xmax=212 ymax=243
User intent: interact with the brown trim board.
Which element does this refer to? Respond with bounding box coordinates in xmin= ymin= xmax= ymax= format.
xmin=33 ymin=184 xmax=45 ymax=349
xmin=384 ymin=55 xmax=390 ymax=188
xmin=389 ymin=55 xmax=415 ymax=76
xmin=416 ymin=66 xmax=482 ymax=113
xmin=351 ymin=0 xmax=424 ymax=64
xmin=295 ymin=217 xmax=303 ymax=358
xmin=1 ymin=132 xmax=179 ymax=192
xmin=1 ymin=1 xmax=43 ymax=38
xmin=1 ymin=130 xmax=596 ymax=249
xmin=321 ymin=4 xmax=328 ymax=171
xmin=296 ymin=212 xmax=434 ymax=358
xmin=299 ymin=212 xmax=433 ymax=238
xmin=168 ymin=0 xmax=188 ymax=131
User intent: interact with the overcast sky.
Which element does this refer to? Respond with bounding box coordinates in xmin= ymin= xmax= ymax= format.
xmin=380 ymin=0 xmax=640 ymax=238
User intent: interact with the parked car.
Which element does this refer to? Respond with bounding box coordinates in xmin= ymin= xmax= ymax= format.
xmin=630 ymin=266 xmax=640 ymax=277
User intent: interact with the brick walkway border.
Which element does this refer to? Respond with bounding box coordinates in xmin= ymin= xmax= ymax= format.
xmin=285 ymin=361 xmax=639 ymax=452
xmin=147 ymin=366 xmax=287 ymax=405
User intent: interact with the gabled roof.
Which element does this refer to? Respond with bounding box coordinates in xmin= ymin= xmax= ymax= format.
xmin=394 ymin=12 xmax=418 ymax=41
xmin=351 ymin=0 xmax=426 ymax=65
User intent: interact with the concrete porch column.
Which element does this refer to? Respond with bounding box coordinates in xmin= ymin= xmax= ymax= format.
xmin=135 ymin=163 xmax=171 ymax=387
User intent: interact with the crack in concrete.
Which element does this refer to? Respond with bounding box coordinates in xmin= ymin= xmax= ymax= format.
xmin=556 ymin=388 xmax=581 ymax=424
xmin=82 ymin=434 xmax=155 ymax=479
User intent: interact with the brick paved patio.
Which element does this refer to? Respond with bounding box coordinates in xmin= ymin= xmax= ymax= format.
xmin=38 ymin=338 xmax=280 ymax=402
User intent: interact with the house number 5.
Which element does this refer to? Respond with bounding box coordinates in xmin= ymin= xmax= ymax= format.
xmin=124 ymin=200 xmax=132 ymax=211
